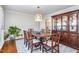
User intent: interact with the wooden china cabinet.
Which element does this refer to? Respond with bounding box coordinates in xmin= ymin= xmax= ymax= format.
xmin=52 ymin=10 xmax=79 ymax=49
xmin=78 ymin=12 xmax=79 ymax=49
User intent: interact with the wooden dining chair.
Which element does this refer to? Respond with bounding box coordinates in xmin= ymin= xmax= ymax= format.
xmin=42 ymin=32 xmax=61 ymax=53
xmin=23 ymin=30 xmax=27 ymax=46
xmin=29 ymin=33 xmax=41 ymax=53
xmin=23 ymin=30 xmax=32 ymax=50
xmin=24 ymin=30 xmax=40 ymax=52
xmin=26 ymin=31 xmax=33 ymax=50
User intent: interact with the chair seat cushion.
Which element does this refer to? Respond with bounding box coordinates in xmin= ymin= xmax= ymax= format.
xmin=43 ymin=40 xmax=55 ymax=47
xmin=32 ymin=39 xmax=40 ymax=48
xmin=33 ymin=39 xmax=40 ymax=43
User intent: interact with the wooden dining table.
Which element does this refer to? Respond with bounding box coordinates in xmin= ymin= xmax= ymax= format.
xmin=33 ymin=33 xmax=54 ymax=38
xmin=32 ymin=33 xmax=55 ymax=50
xmin=33 ymin=33 xmax=56 ymax=40
xmin=33 ymin=33 xmax=57 ymax=43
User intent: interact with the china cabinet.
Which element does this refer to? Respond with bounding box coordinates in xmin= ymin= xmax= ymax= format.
xmin=78 ymin=12 xmax=79 ymax=49
xmin=52 ymin=18 xmax=57 ymax=30
xmin=62 ymin=16 xmax=68 ymax=31
xmin=52 ymin=10 xmax=79 ymax=49
xmin=57 ymin=17 xmax=61 ymax=30
xmin=61 ymin=15 xmax=69 ymax=45
xmin=69 ymin=13 xmax=78 ymax=48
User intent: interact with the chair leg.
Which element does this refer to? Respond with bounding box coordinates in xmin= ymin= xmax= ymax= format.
xmin=25 ymin=41 xmax=27 ymax=47
xmin=24 ymin=40 xmax=26 ymax=45
xmin=28 ymin=42 xmax=30 ymax=50
xmin=24 ymin=40 xmax=27 ymax=47
xmin=42 ymin=45 xmax=44 ymax=53
xmin=57 ymin=46 xmax=59 ymax=53
xmin=52 ymin=47 xmax=53 ymax=53
xmin=40 ymin=44 xmax=41 ymax=51
xmin=31 ymin=44 xmax=33 ymax=53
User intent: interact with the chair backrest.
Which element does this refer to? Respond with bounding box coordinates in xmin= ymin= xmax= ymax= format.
xmin=52 ymin=32 xmax=61 ymax=46
xmin=27 ymin=31 xmax=32 ymax=40
xmin=23 ymin=30 xmax=27 ymax=40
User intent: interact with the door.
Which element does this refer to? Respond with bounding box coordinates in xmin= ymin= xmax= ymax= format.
xmin=61 ymin=15 xmax=68 ymax=44
xmin=77 ymin=12 xmax=79 ymax=49
xmin=69 ymin=13 xmax=77 ymax=48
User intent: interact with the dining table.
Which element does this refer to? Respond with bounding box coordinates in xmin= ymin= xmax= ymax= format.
xmin=32 ymin=33 xmax=55 ymax=50
xmin=33 ymin=33 xmax=55 ymax=40
xmin=33 ymin=33 xmax=51 ymax=37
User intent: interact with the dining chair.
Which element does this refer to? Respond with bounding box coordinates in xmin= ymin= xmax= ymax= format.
xmin=26 ymin=31 xmax=33 ymax=50
xmin=42 ymin=32 xmax=61 ymax=53
xmin=23 ymin=30 xmax=27 ymax=46
xmin=29 ymin=32 xmax=41 ymax=53
xmin=23 ymin=30 xmax=32 ymax=50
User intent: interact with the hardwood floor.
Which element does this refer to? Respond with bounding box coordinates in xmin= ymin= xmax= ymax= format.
xmin=0 ymin=39 xmax=77 ymax=53
xmin=0 ymin=40 xmax=17 ymax=53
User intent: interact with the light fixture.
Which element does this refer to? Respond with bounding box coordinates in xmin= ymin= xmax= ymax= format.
xmin=35 ymin=6 xmax=42 ymax=21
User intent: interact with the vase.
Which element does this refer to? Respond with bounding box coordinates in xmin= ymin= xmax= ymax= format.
xmin=9 ymin=35 xmax=15 ymax=40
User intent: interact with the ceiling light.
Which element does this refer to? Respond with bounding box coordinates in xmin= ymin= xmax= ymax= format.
xmin=35 ymin=6 xmax=42 ymax=21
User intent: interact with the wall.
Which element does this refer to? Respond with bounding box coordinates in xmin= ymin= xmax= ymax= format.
xmin=4 ymin=10 xmax=36 ymax=33
xmin=0 ymin=6 xmax=4 ymax=49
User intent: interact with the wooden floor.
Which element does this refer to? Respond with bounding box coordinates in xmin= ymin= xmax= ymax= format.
xmin=0 ymin=40 xmax=17 ymax=53
xmin=0 ymin=39 xmax=78 ymax=53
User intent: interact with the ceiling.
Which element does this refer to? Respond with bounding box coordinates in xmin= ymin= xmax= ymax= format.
xmin=4 ymin=5 xmax=74 ymax=15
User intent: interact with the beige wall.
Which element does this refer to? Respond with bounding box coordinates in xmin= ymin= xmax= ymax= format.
xmin=5 ymin=10 xmax=36 ymax=32
xmin=0 ymin=6 xmax=4 ymax=49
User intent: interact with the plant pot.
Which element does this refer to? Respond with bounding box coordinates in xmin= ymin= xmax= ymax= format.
xmin=9 ymin=35 xmax=15 ymax=40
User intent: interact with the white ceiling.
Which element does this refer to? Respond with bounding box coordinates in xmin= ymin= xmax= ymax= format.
xmin=4 ymin=5 xmax=74 ymax=15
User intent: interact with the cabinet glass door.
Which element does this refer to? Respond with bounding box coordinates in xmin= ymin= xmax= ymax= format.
xmin=78 ymin=13 xmax=79 ymax=33
xmin=57 ymin=18 xmax=61 ymax=30
xmin=69 ymin=14 xmax=77 ymax=31
xmin=62 ymin=16 xmax=68 ymax=31
xmin=52 ymin=18 xmax=57 ymax=30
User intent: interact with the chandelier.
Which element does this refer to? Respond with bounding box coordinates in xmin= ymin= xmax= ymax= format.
xmin=35 ymin=6 xmax=42 ymax=21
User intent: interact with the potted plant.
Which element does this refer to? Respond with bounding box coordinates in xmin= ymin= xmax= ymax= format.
xmin=8 ymin=26 xmax=21 ymax=40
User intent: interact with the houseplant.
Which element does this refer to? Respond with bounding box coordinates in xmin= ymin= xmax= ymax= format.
xmin=8 ymin=26 xmax=21 ymax=40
